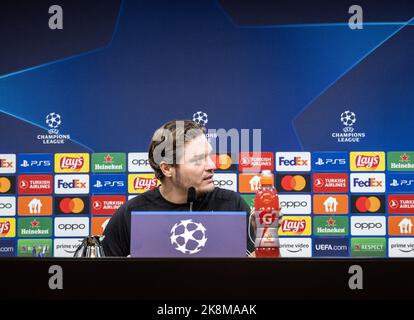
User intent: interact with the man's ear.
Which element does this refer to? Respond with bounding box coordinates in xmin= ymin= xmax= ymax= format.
xmin=159 ymin=161 xmax=175 ymax=178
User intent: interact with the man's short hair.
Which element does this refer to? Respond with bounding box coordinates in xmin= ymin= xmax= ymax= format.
xmin=148 ymin=120 xmax=206 ymax=180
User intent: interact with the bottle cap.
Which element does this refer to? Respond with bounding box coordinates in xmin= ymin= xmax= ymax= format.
xmin=260 ymin=170 xmax=274 ymax=185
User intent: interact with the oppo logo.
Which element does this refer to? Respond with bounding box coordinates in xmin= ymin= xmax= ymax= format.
xmin=280 ymin=201 xmax=308 ymax=208
xmin=132 ymin=159 xmax=150 ymax=166
xmin=354 ymin=222 xmax=382 ymax=230
xmin=0 ymin=203 xmax=12 ymax=209
xmin=214 ymin=180 xmax=234 ymax=187
xmin=58 ymin=223 xmax=86 ymax=231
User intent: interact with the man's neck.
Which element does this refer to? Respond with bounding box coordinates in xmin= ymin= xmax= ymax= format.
xmin=159 ymin=183 xmax=188 ymax=204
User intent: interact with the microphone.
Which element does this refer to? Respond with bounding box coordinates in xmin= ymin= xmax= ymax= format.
xmin=187 ymin=187 xmax=196 ymax=211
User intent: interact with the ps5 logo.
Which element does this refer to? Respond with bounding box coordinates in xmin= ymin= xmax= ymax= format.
xmin=93 ymin=180 xmax=125 ymax=188
xmin=315 ymin=158 xmax=346 ymax=166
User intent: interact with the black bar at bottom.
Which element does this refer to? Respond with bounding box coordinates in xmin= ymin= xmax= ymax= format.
xmin=1 ymin=258 xmax=413 ymax=300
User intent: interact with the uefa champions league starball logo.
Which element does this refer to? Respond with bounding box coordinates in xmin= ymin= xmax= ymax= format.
xmin=170 ymin=219 xmax=208 ymax=255
xmin=340 ymin=110 xmax=356 ymax=127
xmin=45 ymin=112 xmax=62 ymax=129
xmin=192 ymin=111 xmax=208 ymax=126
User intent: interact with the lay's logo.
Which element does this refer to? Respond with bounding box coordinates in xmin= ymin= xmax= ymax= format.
xmin=0 ymin=218 xmax=16 ymax=237
xmin=350 ymin=152 xmax=385 ymax=171
xmin=55 ymin=153 xmax=90 ymax=173
xmin=279 ymin=216 xmax=311 ymax=236
xmin=128 ymin=174 xmax=160 ymax=194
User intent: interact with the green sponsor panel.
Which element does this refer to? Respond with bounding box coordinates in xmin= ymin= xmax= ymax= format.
xmin=17 ymin=238 xmax=53 ymax=257
xmin=387 ymin=152 xmax=414 ymax=171
xmin=241 ymin=194 xmax=255 ymax=210
xmin=91 ymin=153 xmax=126 ymax=173
xmin=313 ymin=216 xmax=348 ymax=236
xmin=351 ymin=237 xmax=386 ymax=257
xmin=18 ymin=217 xmax=52 ymax=237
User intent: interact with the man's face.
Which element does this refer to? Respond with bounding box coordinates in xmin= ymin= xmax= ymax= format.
xmin=172 ymin=134 xmax=216 ymax=194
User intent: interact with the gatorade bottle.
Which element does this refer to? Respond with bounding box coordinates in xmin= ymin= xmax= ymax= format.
xmin=254 ymin=170 xmax=280 ymax=258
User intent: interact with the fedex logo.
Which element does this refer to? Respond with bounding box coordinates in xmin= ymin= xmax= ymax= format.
xmin=0 ymin=154 xmax=16 ymax=174
xmin=275 ymin=152 xmax=311 ymax=172
xmin=54 ymin=175 xmax=89 ymax=194
xmin=350 ymin=173 xmax=386 ymax=193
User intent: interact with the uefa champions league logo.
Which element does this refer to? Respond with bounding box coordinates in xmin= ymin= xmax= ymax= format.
xmin=170 ymin=219 xmax=208 ymax=255
xmin=331 ymin=110 xmax=365 ymax=143
xmin=37 ymin=112 xmax=70 ymax=144
xmin=340 ymin=110 xmax=356 ymax=131
xmin=46 ymin=112 xmax=62 ymax=134
xmin=192 ymin=111 xmax=208 ymax=126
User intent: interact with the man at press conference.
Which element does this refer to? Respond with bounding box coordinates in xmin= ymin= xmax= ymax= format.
xmin=102 ymin=119 xmax=279 ymax=257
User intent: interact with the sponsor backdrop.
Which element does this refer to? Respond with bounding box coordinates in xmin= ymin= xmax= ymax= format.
xmin=1 ymin=0 xmax=414 ymax=258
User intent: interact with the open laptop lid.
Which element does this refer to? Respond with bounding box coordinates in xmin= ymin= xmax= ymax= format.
xmin=130 ymin=211 xmax=246 ymax=257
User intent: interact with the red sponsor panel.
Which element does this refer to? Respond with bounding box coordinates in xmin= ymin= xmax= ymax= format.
xmin=388 ymin=195 xmax=414 ymax=214
xmin=17 ymin=175 xmax=53 ymax=195
xmin=238 ymin=152 xmax=274 ymax=172
xmin=91 ymin=195 xmax=126 ymax=215
xmin=313 ymin=173 xmax=348 ymax=193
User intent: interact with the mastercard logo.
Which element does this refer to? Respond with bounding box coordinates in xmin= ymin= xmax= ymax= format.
xmin=58 ymin=198 xmax=85 ymax=214
xmin=211 ymin=154 xmax=232 ymax=170
xmin=0 ymin=177 xmax=12 ymax=193
xmin=355 ymin=196 xmax=381 ymax=212
xmin=351 ymin=195 xmax=385 ymax=214
xmin=280 ymin=175 xmax=307 ymax=191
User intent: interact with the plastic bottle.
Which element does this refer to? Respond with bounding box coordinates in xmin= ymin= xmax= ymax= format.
xmin=254 ymin=170 xmax=280 ymax=257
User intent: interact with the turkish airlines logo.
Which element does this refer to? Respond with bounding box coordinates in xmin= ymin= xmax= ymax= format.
xmin=91 ymin=196 xmax=125 ymax=215
xmin=238 ymin=152 xmax=274 ymax=171
xmin=312 ymin=173 xmax=348 ymax=193
xmin=388 ymin=195 xmax=414 ymax=213
xmin=17 ymin=175 xmax=53 ymax=195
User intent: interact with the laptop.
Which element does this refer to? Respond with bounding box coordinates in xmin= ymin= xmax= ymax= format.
xmin=130 ymin=211 xmax=246 ymax=257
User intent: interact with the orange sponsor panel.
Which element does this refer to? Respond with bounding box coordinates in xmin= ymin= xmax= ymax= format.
xmin=91 ymin=217 xmax=111 ymax=236
xmin=313 ymin=194 xmax=349 ymax=214
xmin=238 ymin=173 xmax=261 ymax=193
xmin=388 ymin=216 xmax=414 ymax=236
xmin=18 ymin=196 xmax=53 ymax=216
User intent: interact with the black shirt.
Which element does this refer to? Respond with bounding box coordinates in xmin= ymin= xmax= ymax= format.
xmin=102 ymin=187 xmax=255 ymax=256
